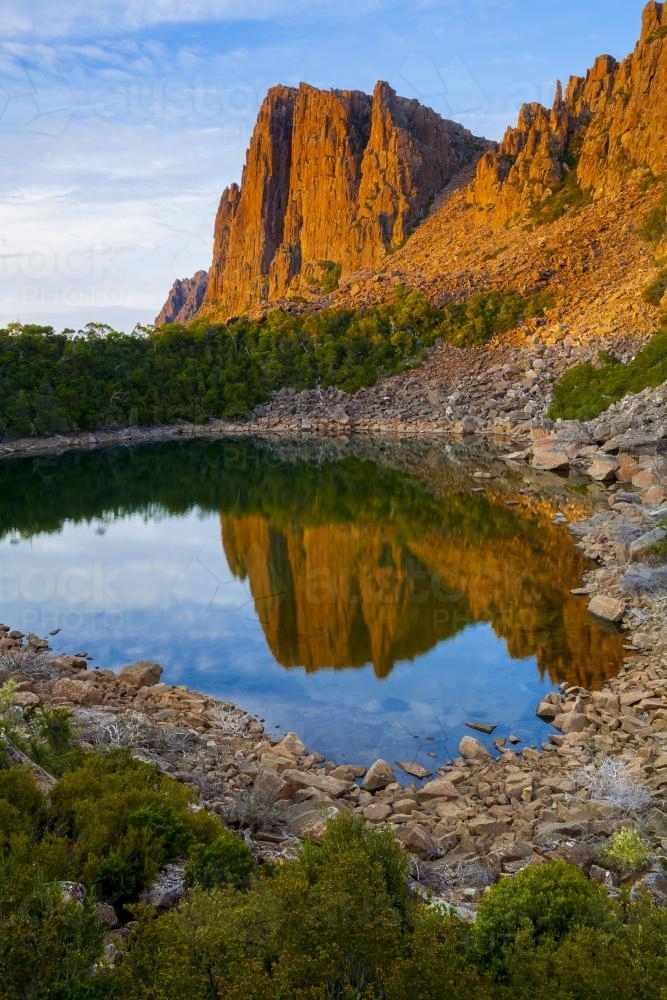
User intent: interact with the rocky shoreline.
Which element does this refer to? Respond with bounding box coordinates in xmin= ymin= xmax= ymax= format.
xmin=1 ymin=332 xmax=666 ymax=913
xmin=2 ymin=428 xmax=666 ymax=912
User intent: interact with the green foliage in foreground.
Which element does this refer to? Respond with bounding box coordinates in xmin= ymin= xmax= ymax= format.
xmin=473 ymin=860 xmax=613 ymax=980
xmin=1 ymin=731 xmax=666 ymax=1000
xmin=1 ymin=743 xmax=253 ymax=908
xmin=0 ymin=287 xmax=551 ymax=440
xmin=0 ymin=688 xmax=84 ymax=777
xmin=549 ymin=326 xmax=667 ymax=420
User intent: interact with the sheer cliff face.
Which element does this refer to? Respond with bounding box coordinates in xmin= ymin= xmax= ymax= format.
xmin=202 ymin=81 xmax=484 ymax=318
xmin=472 ymin=1 xmax=667 ymax=225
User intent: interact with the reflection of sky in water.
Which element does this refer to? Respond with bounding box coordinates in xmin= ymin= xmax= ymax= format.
xmin=1 ymin=507 xmax=557 ymax=768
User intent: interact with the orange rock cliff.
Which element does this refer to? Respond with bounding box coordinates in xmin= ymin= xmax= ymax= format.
xmin=155 ymin=2 xmax=667 ymax=326
xmin=200 ymin=81 xmax=486 ymax=319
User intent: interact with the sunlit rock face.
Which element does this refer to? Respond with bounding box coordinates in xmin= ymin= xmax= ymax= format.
xmin=221 ymin=490 xmax=624 ymax=688
xmin=471 ymin=1 xmax=667 ymax=225
xmin=200 ymin=81 xmax=485 ymax=318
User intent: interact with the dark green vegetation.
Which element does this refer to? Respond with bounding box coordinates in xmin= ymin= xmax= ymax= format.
xmin=549 ymin=326 xmax=667 ymax=420
xmin=643 ymin=264 xmax=667 ymax=306
xmin=318 ymin=259 xmax=342 ymax=293
xmin=640 ymin=186 xmax=667 ymax=244
xmin=0 ymin=437 xmax=531 ymax=540
xmin=0 ymin=287 xmax=551 ymax=440
xmin=1 ymin=713 xmax=665 ymax=999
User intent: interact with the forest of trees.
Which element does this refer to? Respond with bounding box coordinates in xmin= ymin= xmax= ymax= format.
xmin=0 ymin=288 xmax=552 ymax=440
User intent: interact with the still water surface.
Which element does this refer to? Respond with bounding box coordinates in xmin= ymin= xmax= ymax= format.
xmin=0 ymin=437 xmax=624 ymax=769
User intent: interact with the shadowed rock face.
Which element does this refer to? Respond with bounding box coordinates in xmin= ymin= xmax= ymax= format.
xmin=155 ymin=271 xmax=208 ymax=326
xmin=471 ymin=1 xmax=667 ymax=225
xmin=220 ymin=493 xmax=625 ymax=689
xmin=199 ymin=81 xmax=485 ymax=318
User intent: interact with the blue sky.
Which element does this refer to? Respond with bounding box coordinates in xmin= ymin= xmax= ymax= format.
xmin=0 ymin=1 xmax=648 ymax=331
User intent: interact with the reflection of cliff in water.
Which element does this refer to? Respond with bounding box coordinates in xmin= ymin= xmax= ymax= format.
xmin=222 ymin=516 xmax=469 ymax=679
xmin=221 ymin=493 xmax=625 ymax=690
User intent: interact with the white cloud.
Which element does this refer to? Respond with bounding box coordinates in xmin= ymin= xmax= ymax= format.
xmin=2 ymin=1 xmax=381 ymax=38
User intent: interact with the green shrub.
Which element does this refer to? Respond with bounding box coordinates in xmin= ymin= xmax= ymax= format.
xmin=598 ymin=827 xmax=651 ymax=877
xmin=502 ymin=893 xmax=667 ymax=1000
xmin=0 ymin=767 xmax=47 ymax=846
xmin=300 ymin=809 xmax=410 ymax=916
xmin=643 ymin=266 xmax=667 ymax=306
xmin=549 ymin=326 xmax=667 ymax=420
xmin=184 ymin=831 xmax=256 ymax=890
xmin=47 ymin=748 xmax=205 ymax=903
xmin=473 ymin=860 xmax=614 ymax=980
xmin=319 ymin=259 xmax=342 ymax=293
xmin=530 ymin=168 xmax=592 ymax=225
xmin=26 ymin=706 xmax=84 ymax=776
xmin=438 ymin=289 xmax=552 ymax=347
xmin=118 ymin=811 xmax=415 ymax=999
xmin=640 ymin=190 xmax=667 ymax=244
xmin=0 ymin=859 xmax=106 ymax=1000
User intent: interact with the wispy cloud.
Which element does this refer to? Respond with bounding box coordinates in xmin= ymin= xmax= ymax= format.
xmin=3 ymin=0 xmax=386 ymax=38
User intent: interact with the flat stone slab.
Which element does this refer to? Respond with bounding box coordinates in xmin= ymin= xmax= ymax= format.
xmin=465 ymin=722 xmax=496 ymax=735
xmin=587 ymin=594 xmax=624 ymax=623
xmin=417 ymin=778 xmax=461 ymax=801
xmin=395 ymin=760 xmax=432 ymax=780
xmin=282 ymin=769 xmax=350 ymax=799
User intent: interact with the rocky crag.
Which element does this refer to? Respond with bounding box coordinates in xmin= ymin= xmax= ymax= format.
xmin=184 ymin=81 xmax=486 ymax=319
xmin=471 ymin=1 xmax=667 ymax=223
xmin=155 ymin=270 xmax=208 ymax=326
xmin=157 ymin=4 xmax=667 ymax=349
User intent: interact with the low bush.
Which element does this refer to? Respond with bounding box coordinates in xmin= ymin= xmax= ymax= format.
xmin=597 ymin=827 xmax=651 ymax=877
xmin=184 ymin=832 xmax=256 ymax=891
xmin=47 ymin=748 xmax=221 ymax=903
xmin=473 ymin=859 xmax=613 ymax=980
xmin=0 ymin=860 xmax=106 ymax=1000
xmin=549 ymin=326 xmax=667 ymax=420
xmin=643 ymin=265 xmax=667 ymax=306
xmin=640 ymin=189 xmax=667 ymax=244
